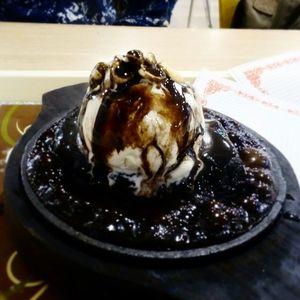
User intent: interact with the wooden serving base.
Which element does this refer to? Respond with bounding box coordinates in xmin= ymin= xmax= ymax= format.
xmin=4 ymin=84 xmax=300 ymax=299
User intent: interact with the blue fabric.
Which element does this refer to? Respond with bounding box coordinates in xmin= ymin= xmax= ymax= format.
xmin=0 ymin=0 xmax=177 ymax=26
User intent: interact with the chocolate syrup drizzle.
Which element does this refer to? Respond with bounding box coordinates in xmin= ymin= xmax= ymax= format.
xmin=78 ymin=50 xmax=204 ymax=197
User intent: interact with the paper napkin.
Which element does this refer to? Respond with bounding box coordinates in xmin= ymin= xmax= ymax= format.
xmin=229 ymin=51 xmax=300 ymax=115
xmin=193 ymin=69 xmax=300 ymax=183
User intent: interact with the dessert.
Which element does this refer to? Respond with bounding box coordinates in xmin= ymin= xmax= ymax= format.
xmin=78 ymin=50 xmax=204 ymax=198
xmin=23 ymin=51 xmax=283 ymax=252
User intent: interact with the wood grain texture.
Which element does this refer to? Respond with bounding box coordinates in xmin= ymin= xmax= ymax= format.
xmin=1 ymin=22 xmax=300 ymax=72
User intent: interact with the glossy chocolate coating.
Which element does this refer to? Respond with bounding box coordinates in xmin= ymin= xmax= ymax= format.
xmin=78 ymin=50 xmax=204 ymax=197
xmin=25 ymin=108 xmax=277 ymax=250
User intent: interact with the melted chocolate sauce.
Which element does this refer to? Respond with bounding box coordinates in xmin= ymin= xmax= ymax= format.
xmin=79 ymin=51 xmax=203 ymax=197
xmin=26 ymin=109 xmax=278 ymax=250
xmin=91 ymin=66 xmax=194 ymax=171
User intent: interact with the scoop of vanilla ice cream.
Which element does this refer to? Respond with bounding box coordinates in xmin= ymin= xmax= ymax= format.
xmin=78 ymin=50 xmax=205 ymax=197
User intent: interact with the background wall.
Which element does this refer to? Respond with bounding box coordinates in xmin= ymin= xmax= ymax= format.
xmin=170 ymin=0 xmax=220 ymax=28
xmin=170 ymin=0 xmax=239 ymax=28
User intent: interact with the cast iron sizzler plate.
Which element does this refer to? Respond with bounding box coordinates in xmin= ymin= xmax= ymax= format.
xmin=4 ymin=83 xmax=300 ymax=299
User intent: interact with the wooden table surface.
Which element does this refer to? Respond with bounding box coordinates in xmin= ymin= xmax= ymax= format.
xmin=1 ymin=22 xmax=300 ymax=72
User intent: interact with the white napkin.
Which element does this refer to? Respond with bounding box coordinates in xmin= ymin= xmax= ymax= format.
xmin=193 ymin=64 xmax=300 ymax=184
xmin=229 ymin=51 xmax=300 ymax=114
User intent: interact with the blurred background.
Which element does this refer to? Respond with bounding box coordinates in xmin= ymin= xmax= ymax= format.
xmin=0 ymin=0 xmax=239 ymax=28
xmin=170 ymin=0 xmax=220 ymax=28
xmin=170 ymin=0 xmax=238 ymax=28
xmin=1 ymin=1 xmax=299 ymax=29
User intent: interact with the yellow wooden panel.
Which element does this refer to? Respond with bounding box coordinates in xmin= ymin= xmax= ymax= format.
xmin=219 ymin=0 xmax=240 ymax=28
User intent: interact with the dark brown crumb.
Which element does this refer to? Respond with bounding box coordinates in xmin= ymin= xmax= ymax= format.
xmin=26 ymin=108 xmax=277 ymax=250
